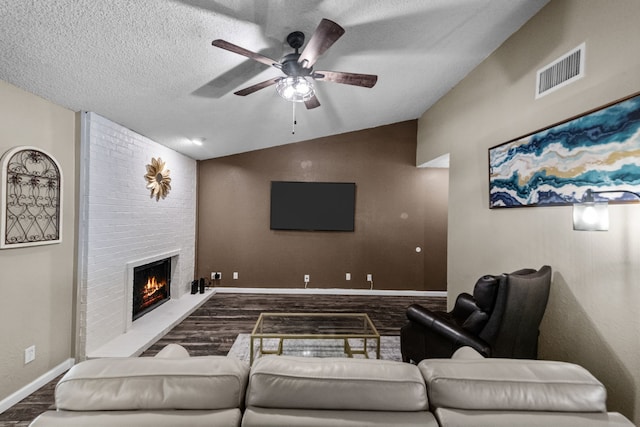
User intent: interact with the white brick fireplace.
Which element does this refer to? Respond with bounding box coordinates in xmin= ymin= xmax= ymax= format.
xmin=77 ymin=112 xmax=200 ymax=359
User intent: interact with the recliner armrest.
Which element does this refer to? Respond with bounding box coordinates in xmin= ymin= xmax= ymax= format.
xmin=406 ymin=305 xmax=491 ymax=356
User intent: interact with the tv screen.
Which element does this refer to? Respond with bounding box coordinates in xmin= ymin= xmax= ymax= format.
xmin=270 ymin=181 xmax=356 ymax=231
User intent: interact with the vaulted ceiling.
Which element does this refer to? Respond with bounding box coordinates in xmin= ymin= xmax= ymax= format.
xmin=0 ymin=0 xmax=549 ymax=160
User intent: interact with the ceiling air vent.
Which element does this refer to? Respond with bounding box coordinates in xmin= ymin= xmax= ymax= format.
xmin=536 ymin=43 xmax=585 ymax=99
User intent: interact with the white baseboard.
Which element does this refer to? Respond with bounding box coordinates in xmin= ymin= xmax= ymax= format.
xmin=212 ymin=287 xmax=447 ymax=298
xmin=0 ymin=358 xmax=74 ymax=414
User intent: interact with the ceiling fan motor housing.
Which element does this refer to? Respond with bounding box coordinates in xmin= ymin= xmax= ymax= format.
xmin=280 ymin=52 xmax=312 ymax=77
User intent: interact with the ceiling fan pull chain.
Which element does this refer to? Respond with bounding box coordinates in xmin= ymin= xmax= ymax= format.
xmin=292 ymin=101 xmax=297 ymax=134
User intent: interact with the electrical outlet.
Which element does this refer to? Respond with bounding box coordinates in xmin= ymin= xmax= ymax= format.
xmin=24 ymin=345 xmax=35 ymax=364
xmin=304 ymin=274 xmax=310 ymax=282
xmin=346 ymin=272 xmax=351 ymax=281
xmin=214 ymin=272 xmax=222 ymax=280
xmin=367 ymin=274 xmax=373 ymax=282
xmin=233 ymin=272 xmax=238 ymax=280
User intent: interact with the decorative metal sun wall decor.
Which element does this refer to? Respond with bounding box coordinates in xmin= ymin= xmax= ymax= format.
xmin=144 ymin=157 xmax=171 ymax=201
xmin=0 ymin=146 xmax=63 ymax=248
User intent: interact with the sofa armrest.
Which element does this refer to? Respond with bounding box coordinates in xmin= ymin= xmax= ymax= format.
xmin=451 ymin=346 xmax=486 ymax=360
xmin=418 ymin=358 xmax=608 ymax=413
xmin=154 ymin=343 xmax=191 ymax=358
xmin=406 ymin=304 xmax=491 ymax=356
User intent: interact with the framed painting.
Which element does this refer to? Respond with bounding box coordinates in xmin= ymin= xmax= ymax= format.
xmin=489 ymin=92 xmax=640 ymax=208
xmin=0 ymin=146 xmax=63 ymax=248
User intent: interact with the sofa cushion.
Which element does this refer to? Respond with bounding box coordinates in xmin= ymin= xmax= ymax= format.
xmin=434 ymin=408 xmax=635 ymax=427
xmin=55 ymin=356 xmax=249 ymax=411
xmin=419 ymin=358 xmax=607 ymax=413
xmin=246 ymin=356 xmax=428 ymax=412
xmin=29 ymin=409 xmax=242 ymax=427
xmin=242 ymin=407 xmax=438 ymax=426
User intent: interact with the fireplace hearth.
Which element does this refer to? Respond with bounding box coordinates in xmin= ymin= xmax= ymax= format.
xmin=132 ymin=257 xmax=171 ymax=320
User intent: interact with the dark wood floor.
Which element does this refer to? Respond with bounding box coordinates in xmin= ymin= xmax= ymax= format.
xmin=0 ymin=292 xmax=445 ymax=426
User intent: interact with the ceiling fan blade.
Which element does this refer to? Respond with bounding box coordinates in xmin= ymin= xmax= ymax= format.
xmin=212 ymin=39 xmax=278 ymax=67
xmin=234 ymin=77 xmax=281 ymax=96
xmin=313 ymin=71 xmax=378 ymax=88
xmin=297 ymin=19 xmax=345 ymax=68
xmin=304 ymin=95 xmax=321 ymax=109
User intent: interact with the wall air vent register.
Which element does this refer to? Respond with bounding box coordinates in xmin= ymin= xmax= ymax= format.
xmin=536 ymin=43 xmax=585 ymax=99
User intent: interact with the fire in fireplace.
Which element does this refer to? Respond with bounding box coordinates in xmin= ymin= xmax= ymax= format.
xmin=132 ymin=257 xmax=171 ymax=320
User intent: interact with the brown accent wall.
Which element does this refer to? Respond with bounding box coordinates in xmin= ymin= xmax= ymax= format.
xmin=196 ymin=120 xmax=447 ymax=291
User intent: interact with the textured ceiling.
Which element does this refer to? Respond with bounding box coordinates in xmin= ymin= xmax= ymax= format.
xmin=0 ymin=0 xmax=548 ymax=160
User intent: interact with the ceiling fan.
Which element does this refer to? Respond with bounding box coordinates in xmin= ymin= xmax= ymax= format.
xmin=212 ymin=18 xmax=377 ymax=110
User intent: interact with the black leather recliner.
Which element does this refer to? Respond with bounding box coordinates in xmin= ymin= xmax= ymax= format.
xmin=400 ymin=265 xmax=552 ymax=363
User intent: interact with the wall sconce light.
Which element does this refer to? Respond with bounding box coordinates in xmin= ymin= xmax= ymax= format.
xmin=573 ymin=188 xmax=640 ymax=231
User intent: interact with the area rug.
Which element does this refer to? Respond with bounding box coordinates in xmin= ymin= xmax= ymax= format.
xmin=227 ymin=334 xmax=401 ymax=362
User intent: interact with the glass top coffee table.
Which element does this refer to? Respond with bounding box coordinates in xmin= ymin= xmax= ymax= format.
xmin=249 ymin=312 xmax=380 ymax=364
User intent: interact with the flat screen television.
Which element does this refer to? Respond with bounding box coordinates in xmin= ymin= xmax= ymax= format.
xmin=270 ymin=181 xmax=356 ymax=231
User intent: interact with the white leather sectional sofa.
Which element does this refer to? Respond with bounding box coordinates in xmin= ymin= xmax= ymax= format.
xmin=30 ymin=344 xmax=634 ymax=427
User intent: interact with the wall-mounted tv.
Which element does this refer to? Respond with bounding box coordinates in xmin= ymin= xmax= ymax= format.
xmin=270 ymin=181 xmax=356 ymax=231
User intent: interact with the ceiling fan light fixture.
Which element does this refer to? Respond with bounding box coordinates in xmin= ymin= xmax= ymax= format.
xmin=276 ymin=76 xmax=315 ymax=102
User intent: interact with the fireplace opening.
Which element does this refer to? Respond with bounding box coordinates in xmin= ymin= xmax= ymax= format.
xmin=132 ymin=257 xmax=171 ymax=321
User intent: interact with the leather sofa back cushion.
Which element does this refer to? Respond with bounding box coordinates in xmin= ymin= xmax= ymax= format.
xmin=55 ymin=356 xmax=249 ymax=411
xmin=247 ymin=356 xmax=428 ymax=412
xmin=419 ymin=358 xmax=607 ymax=413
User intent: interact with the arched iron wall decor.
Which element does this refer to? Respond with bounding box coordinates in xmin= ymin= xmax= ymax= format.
xmin=0 ymin=146 xmax=63 ymax=248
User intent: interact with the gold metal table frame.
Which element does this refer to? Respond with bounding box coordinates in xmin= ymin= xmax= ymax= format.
xmin=249 ymin=312 xmax=381 ymax=364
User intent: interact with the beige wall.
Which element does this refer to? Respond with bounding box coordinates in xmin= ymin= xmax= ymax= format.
xmin=0 ymin=81 xmax=76 ymax=401
xmin=197 ymin=121 xmax=448 ymax=291
xmin=417 ymin=0 xmax=640 ymax=422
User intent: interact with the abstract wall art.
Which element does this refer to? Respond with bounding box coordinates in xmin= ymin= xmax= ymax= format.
xmin=489 ymin=92 xmax=640 ymax=208
xmin=1 ymin=146 xmax=63 ymax=248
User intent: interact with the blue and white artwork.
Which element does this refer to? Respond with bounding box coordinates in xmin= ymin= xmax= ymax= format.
xmin=489 ymin=93 xmax=640 ymax=208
